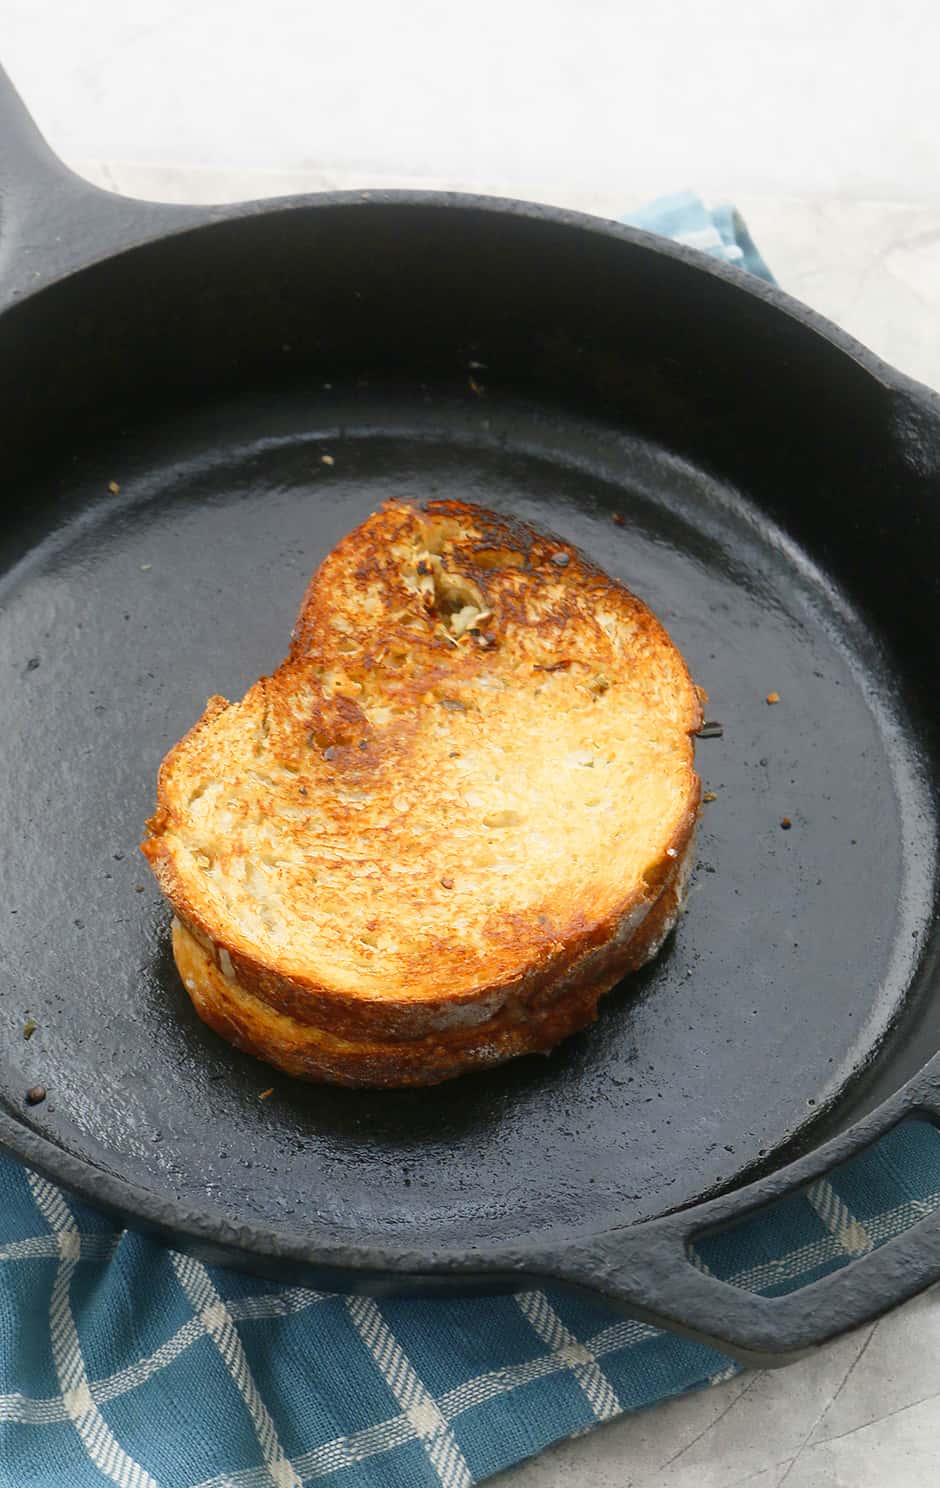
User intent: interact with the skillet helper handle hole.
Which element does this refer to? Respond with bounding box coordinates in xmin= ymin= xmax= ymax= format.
xmin=689 ymin=1116 xmax=940 ymax=1298
xmin=547 ymin=1099 xmax=940 ymax=1367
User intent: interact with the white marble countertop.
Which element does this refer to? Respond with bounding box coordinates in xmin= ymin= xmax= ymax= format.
xmin=4 ymin=7 xmax=940 ymax=1483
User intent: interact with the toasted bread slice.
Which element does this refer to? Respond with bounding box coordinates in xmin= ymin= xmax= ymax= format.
xmin=142 ymin=500 xmax=702 ymax=1086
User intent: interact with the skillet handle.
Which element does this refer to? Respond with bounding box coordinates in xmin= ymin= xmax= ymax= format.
xmin=541 ymin=1054 xmax=940 ymax=1366
xmin=0 ymin=62 xmax=214 ymax=303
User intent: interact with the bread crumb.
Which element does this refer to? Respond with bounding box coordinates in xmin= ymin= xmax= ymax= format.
xmin=703 ymin=791 xmax=717 ymax=803
xmin=108 ymin=480 xmax=120 ymax=495
xmin=321 ymin=454 xmax=335 ymax=466
xmin=258 ymin=1087 xmax=274 ymax=1100
xmin=780 ymin=816 xmax=792 ymax=830
xmin=766 ymin=691 xmax=780 ymax=704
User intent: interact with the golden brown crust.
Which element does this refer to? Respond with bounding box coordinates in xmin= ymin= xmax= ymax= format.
xmin=171 ymin=833 xmax=691 ymax=1087
xmin=142 ymin=499 xmax=702 ymax=1083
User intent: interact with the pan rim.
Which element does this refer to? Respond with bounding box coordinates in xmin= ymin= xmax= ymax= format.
xmin=6 ymin=180 xmax=940 ymax=418
xmin=0 ymin=1060 xmax=933 ymax=1278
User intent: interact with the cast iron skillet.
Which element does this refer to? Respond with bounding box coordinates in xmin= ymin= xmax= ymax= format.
xmin=1 ymin=68 xmax=939 ymax=1367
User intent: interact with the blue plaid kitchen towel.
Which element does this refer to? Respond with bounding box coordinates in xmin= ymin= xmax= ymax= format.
xmin=3 ymin=195 xmax=940 ymax=1488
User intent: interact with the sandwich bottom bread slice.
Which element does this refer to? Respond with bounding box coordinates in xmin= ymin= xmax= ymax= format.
xmin=142 ymin=499 xmax=702 ymax=1087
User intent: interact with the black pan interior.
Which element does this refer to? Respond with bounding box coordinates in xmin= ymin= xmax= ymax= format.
xmin=0 ymin=203 xmax=938 ymax=1259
